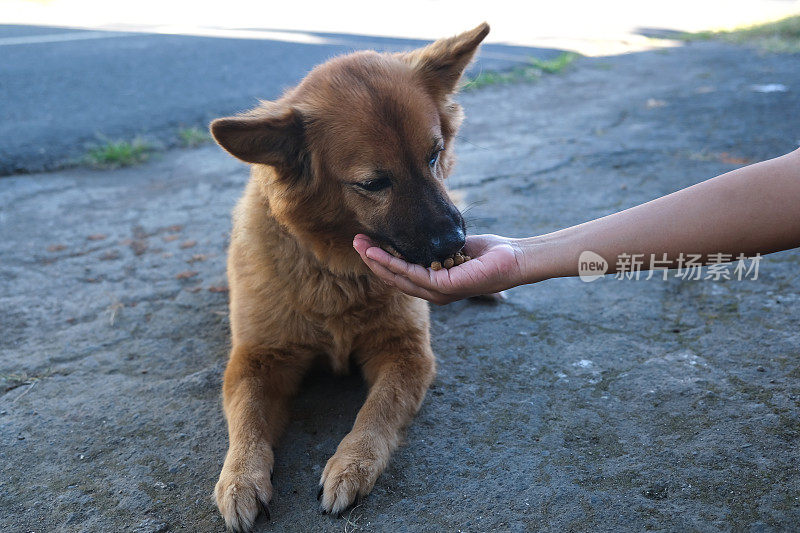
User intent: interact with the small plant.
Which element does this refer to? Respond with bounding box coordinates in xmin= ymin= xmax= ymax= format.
xmin=681 ymin=15 xmax=800 ymax=53
xmin=85 ymin=137 xmax=151 ymax=169
xmin=463 ymin=51 xmax=579 ymax=91
xmin=528 ymin=52 xmax=580 ymax=73
xmin=178 ymin=126 xmax=212 ymax=148
xmin=466 ymin=69 xmax=521 ymax=90
xmin=1 ymin=369 xmax=52 ymax=393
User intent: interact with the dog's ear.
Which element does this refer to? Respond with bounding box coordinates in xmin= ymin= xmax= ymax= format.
xmin=404 ymin=22 xmax=489 ymax=98
xmin=209 ymin=105 xmax=305 ymax=169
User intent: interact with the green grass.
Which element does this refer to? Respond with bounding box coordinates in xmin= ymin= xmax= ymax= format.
xmin=83 ymin=127 xmax=211 ymax=170
xmin=682 ymin=15 xmax=800 ymax=53
xmin=177 ymin=126 xmax=212 ymax=148
xmin=1 ymin=369 xmax=52 ymax=393
xmin=85 ymin=137 xmax=152 ymax=169
xmin=528 ymin=52 xmax=580 ymax=73
xmin=463 ymin=51 xmax=580 ymax=91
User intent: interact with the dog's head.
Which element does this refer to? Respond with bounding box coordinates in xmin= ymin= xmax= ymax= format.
xmin=211 ymin=23 xmax=489 ymax=270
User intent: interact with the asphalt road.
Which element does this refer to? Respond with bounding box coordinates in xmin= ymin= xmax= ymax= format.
xmin=0 ymin=24 xmax=554 ymax=176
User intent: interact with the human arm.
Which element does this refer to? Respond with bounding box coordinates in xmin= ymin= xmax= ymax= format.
xmin=353 ymin=148 xmax=800 ymax=304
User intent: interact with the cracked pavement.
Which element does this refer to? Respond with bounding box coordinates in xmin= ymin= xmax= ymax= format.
xmin=1 ymin=41 xmax=799 ymax=531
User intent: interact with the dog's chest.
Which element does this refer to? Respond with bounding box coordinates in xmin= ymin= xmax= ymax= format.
xmin=295 ymin=274 xmax=387 ymax=374
xmin=320 ymin=316 xmax=358 ymax=374
xmin=299 ymin=306 xmax=378 ymax=375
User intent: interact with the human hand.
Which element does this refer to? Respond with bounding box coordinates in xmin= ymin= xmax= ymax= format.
xmin=353 ymin=233 xmax=526 ymax=304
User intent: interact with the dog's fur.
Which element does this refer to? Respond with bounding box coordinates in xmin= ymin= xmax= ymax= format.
xmin=209 ymin=23 xmax=489 ymax=531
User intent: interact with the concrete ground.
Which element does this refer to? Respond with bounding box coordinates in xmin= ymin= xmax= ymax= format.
xmin=1 ymin=40 xmax=799 ymax=532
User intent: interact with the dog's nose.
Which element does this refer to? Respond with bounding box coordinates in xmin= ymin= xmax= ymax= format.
xmin=430 ymin=226 xmax=465 ymax=260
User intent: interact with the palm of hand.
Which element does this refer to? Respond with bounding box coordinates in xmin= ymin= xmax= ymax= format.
xmin=439 ymin=237 xmax=522 ymax=295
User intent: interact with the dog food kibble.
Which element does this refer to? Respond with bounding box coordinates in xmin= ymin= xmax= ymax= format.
xmin=429 ymin=250 xmax=471 ymax=270
xmin=380 ymin=244 xmax=403 ymax=259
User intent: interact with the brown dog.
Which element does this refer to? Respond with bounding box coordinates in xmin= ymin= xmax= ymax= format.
xmin=209 ymin=23 xmax=489 ymax=531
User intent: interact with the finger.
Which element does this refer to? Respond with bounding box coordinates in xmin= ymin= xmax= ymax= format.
xmin=353 ymin=234 xmax=382 ymax=253
xmin=389 ymin=255 xmax=468 ymax=295
xmin=356 ymin=237 xmax=464 ymax=296
xmin=353 ymin=234 xmax=378 ymax=247
xmin=352 ymin=235 xmax=375 ymax=258
xmin=352 ymin=236 xmax=394 ymax=273
xmin=361 ymin=243 xmax=396 ymax=265
xmin=362 ymin=256 xmax=446 ymax=303
xmin=365 ymin=257 xmax=438 ymax=299
xmin=365 ymin=248 xmax=441 ymax=287
xmin=353 ymin=235 xmax=438 ymax=296
xmin=355 ymin=242 xmax=460 ymax=303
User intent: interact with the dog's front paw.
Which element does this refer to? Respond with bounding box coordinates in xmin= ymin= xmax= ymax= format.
xmin=215 ymin=460 xmax=272 ymax=532
xmin=319 ymin=432 xmax=389 ymax=515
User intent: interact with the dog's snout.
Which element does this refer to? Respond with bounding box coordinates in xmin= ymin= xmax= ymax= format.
xmin=430 ymin=225 xmax=465 ymax=260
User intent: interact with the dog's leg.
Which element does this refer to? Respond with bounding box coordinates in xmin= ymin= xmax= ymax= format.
xmin=215 ymin=345 xmax=309 ymax=532
xmin=319 ymin=339 xmax=435 ymax=515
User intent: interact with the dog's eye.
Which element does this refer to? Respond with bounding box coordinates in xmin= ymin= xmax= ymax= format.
xmin=429 ymin=148 xmax=443 ymax=167
xmin=357 ymin=177 xmax=391 ymax=192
